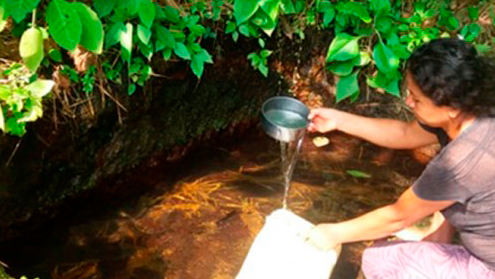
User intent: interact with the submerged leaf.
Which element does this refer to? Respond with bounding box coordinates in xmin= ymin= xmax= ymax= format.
xmin=346 ymin=170 xmax=371 ymax=178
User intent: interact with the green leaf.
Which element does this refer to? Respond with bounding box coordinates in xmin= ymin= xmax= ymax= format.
xmin=346 ymin=170 xmax=371 ymax=178
xmin=139 ymin=0 xmax=155 ymax=28
xmin=326 ymin=33 xmax=360 ymax=62
xmin=468 ymin=7 xmax=478 ymax=21
xmin=156 ymin=26 xmax=175 ymax=48
xmin=137 ymin=24 xmax=151 ymax=45
xmin=226 ymin=21 xmax=236 ymax=33
xmin=126 ymin=0 xmax=142 ymax=15
xmin=232 ymin=31 xmax=239 ymax=42
xmin=19 ymin=27 xmax=44 ymax=73
xmin=346 ymin=2 xmax=371 ymax=23
xmin=384 ymin=76 xmax=400 ymax=96
xmin=189 ymin=24 xmax=206 ymax=35
xmin=174 ymin=42 xmax=191 ymax=60
xmin=357 ymin=51 xmax=371 ymax=66
xmin=258 ymin=38 xmax=265 ymax=48
xmin=163 ymin=6 xmax=180 ymax=23
xmin=72 ymin=3 xmax=104 ymax=54
xmin=128 ymin=83 xmax=136 ymax=95
xmin=323 ymin=9 xmax=335 ymax=26
xmin=475 ymin=44 xmax=492 ymax=54
xmin=191 ymin=54 xmax=205 ymax=78
xmin=259 ymin=0 xmax=281 ymax=36
xmin=120 ymin=22 xmax=133 ymax=64
xmin=448 ymin=16 xmax=459 ymax=30
xmin=370 ymin=0 xmax=390 ymax=15
xmin=0 ymin=3 xmax=8 ymax=32
xmin=46 ymin=0 xmax=82 ymax=52
xmin=375 ymin=15 xmax=393 ymax=35
xmin=234 ymin=0 xmax=259 ymax=25
xmin=336 ymin=71 xmax=359 ymax=102
xmin=139 ymin=41 xmax=153 ymax=60
xmin=26 ymin=79 xmax=55 ymax=98
xmin=258 ymin=62 xmax=269 ymax=77
xmin=106 ymin=22 xmax=125 ymax=47
xmin=327 ymin=61 xmax=355 ymax=76
xmin=261 ymin=49 xmax=272 ymax=58
xmin=373 ymin=42 xmax=399 ymax=74
xmin=93 ymin=0 xmax=116 ymax=17
xmin=49 ymin=49 xmax=62 ymax=62
xmin=5 ymin=0 xmax=40 ymax=23
xmin=163 ymin=48 xmax=172 ymax=60
xmin=197 ymin=48 xmax=213 ymax=64
xmin=238 ymin=24 xmax=250 ymax=37
xmin=281 ymin=0 xmax=296 ymax=14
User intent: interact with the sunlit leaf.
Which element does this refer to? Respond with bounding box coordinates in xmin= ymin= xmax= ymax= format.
xmin=197 ymin=48 xmax=213 ymax=64
xmin=46 ymin=0 xmax=82 ymax=52
xmin=346 ymin=2 xmax=371 ymax=23
xmin=0 ymin=1 xmax=8 ymax=32
xmin=326 ymin=33 xmax=360 ymax=61
xmin=234 ymin=0 xmax=259 ymax=25
xmin=26 ymin=79 xmax=55 ymax=98
xmin=105 ymin=22 xmax=125 ymax=48
xmin=259 ymin=0 xmax=280 ymax=36
xmin=191 ymin=54 xmax=204 ymax=78
xmin=373 ymin=42 xmax=399 ymax=74
xmin=19 ymin=27 xmax=44 ymax=73
xmin=119 ymin=22 xmax=133 ymax=64
xmin=72 ymin=2 xmax=104 ymax=54
xmin=174 ymin=42 xmax=191 ymax=60
xmin=137 ymin=24 xmax=151 ymax=45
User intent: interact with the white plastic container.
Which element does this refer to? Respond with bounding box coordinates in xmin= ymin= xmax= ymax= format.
xmin=236 ymin=209 xmax=341 ymax=279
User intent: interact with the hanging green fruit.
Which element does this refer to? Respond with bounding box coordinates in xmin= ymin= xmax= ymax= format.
xmin=19 ymin=27 xmax=44 ymax=73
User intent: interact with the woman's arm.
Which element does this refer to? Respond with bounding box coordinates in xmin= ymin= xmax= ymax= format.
xmin=306 ymin=188 xmax=455 ymax=250
xmin=309 ymin=108 xmax=438 ymax=149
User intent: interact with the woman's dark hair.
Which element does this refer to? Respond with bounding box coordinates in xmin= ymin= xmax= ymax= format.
xmin=407 ymin=38 xmax=495 ymax=116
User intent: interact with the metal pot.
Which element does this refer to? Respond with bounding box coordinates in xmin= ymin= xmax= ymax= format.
xmin=261 ymin=96 xmax=309 ymax=142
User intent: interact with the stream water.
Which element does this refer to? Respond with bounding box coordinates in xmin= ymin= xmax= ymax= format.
xmin=0 ymin=131 xmax=427 ymax=279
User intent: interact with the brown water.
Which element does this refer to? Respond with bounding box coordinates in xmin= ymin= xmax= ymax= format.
xmin=0 ymin=131 xmax=430 ymax=279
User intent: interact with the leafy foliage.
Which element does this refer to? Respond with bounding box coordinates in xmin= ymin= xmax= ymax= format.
xmin=0 ymin=0 xmax=490 ymax=135
xmin=0 ymin=64 xmax=54 ymax=136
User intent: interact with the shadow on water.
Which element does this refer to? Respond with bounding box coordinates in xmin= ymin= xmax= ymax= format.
xmin=0 ymin=128 xmax=430 ymax=279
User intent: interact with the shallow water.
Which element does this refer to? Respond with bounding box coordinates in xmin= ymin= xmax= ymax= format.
xmin=0 ymin=131 xmax=428 ymax=279
xmin=264 ymin=109 xmax=307 ymax=129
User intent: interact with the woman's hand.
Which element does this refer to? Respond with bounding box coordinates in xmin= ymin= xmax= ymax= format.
xmin=304 ymin=223 xmax=341 ymax=251
xmin=308 ymin=108 xmax=342 ymax=133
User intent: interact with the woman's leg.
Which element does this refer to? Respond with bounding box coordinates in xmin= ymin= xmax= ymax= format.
xmin=361 ymin=241 xmax=495 ymax=279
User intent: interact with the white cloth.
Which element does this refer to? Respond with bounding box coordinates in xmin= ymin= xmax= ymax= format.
xmin=236 ymin=209 xmax=341 ymax=279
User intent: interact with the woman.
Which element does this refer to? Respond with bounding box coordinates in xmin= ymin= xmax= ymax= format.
xmin=306 ymin=38 xmax=495 ymax=278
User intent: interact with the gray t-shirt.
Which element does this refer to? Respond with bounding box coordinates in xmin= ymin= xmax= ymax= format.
xmin=413 ymin=117 xmax=495 ymax=271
